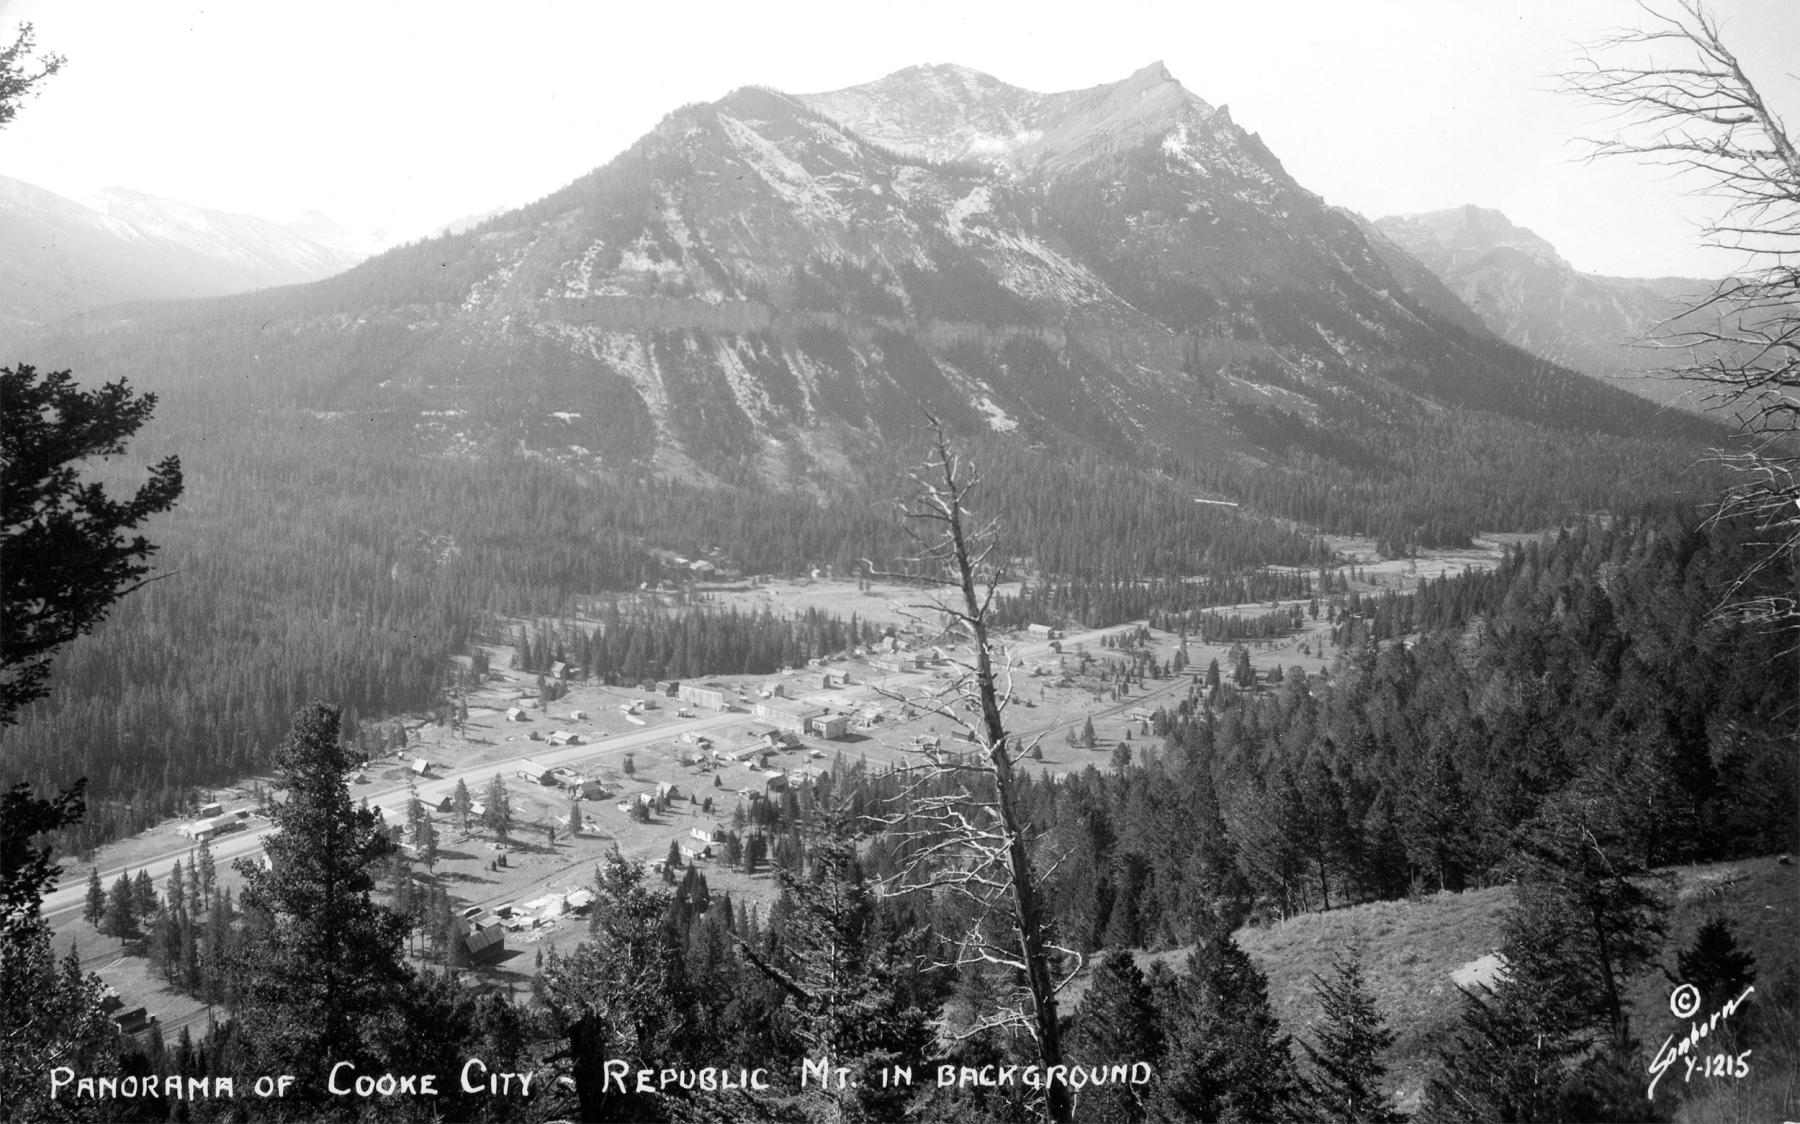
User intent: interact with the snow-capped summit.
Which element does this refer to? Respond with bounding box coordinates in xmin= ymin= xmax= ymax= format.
xmin=800 ymin=60 xmax=1222 ymax=176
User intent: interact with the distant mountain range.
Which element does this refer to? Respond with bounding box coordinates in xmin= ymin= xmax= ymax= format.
xmin=1370 ymin=205 xmax=1717 ymax=408
xmin=0 ymin=176 xmax=368 ymax=328
xmin=13 ymin=62 xmax=1722 ymax=547
xmin=0 ymin=179 xmax=512 ymax=332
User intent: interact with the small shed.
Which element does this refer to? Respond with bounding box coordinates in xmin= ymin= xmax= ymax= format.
xmin=464 ymin=919 xmax=507 ymax=964
xmin=411 ymin=758 xmax=432 ymax=776
xmin=506 ymin=706 xmax=528 ymax=722
xmin=110 ymin=1006 xmax=152 ymax=1035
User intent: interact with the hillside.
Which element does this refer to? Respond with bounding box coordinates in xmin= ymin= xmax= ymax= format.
xmin=1078 ymin=856 xmax=1799 ymax=1117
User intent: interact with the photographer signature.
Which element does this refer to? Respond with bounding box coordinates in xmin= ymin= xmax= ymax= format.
xmin=1646 ymin=982 xmax=1754 ymax=1100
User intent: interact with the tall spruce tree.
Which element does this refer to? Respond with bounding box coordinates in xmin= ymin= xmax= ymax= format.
xmin=232 ymin=702 xmax=410 ymax=1105
xmin=195 ymin=836 xmax=216 ymax=907
xmin=1069 ymin=951 xmax=1162 ymax=1124
xmin=83 ymin=868 xmax=103 ymax=926
xmin=1297 ymin=949 xmax=1403 ymax=1124
xmin=1422 ymin=781 xmax=1668 ymax=1123
xmin=1152 ymin=933 xmax=1300 ymax=1123
xmin=482 ymin=773 xmax=513 ymax=841
xmin=102 ymin=872 xmax=136 ymax=939
xmin=739 ymin=807 xmax=933 ymax=1123
xmin=539 ymin=847 xmax=695 ymax=1121
xmin=131 ymin=868 xmax=157 ymax=919
xmin=1673 ymin=915 xmax=1756 ymax=1011
xmin=452 ymin=777 xmax=472 ymax=834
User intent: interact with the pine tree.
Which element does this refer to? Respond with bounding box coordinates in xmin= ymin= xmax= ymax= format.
xmin=1422 ymin=782 xmax=1668 ymax=1123
xmin=539 ymin=847 xmax=693 ymax=1121
xmin=102 ymin=872 xmax=136 ymax=939
xmin=1298 ymin=949 xmax=1403 ymax=1124
xmin=1673 ymin=915 xmax=1756 ymax=1011
xmin=83 ymin=867 xmax=103 ymax=926
xmin=415 ymin=808 xmax=439 ymax=873
xmin=195 ymin=836 xmax=216 ymax=907
xmin=232 ymin=702 xmax=411 ymax=1103
xmin=1069 ymin=951 xmax=1161 ymax=1123
xmin=452 ymin=777 xmax=472 ymax=833
xmin=131 ymin=868 xmax=157 ymax=919
xmin=0 ymin=929 xmax=117 ymax=1121
xmin=1153 ymin=934 xmax=1300 ymax=1123
xmin=164 ymin=859 xmax=185 ymax=916
xmin=482 ymin=773 xmax=512 ymax=841
xmin=744 ymin=833 xmax=765 ymax=874
xmin=739 ymin=808 xmax=933 ymax=1123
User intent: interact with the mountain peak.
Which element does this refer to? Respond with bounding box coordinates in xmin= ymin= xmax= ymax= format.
xmin=798 ymin=61 xmax=1213 ymax=173
xmin=1375 ymin=205 xmax=1562 ymax=268
xmin=1124 ymin=59 xmax=1177 ymax=88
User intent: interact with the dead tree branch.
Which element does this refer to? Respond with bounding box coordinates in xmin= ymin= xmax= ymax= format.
xmin=1563 ymin=0 xmax=1800 ymax=630
xmin=860 ymin=414 xmax=1075 ymax=1123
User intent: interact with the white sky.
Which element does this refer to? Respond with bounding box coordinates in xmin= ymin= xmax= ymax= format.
xmin=2 ymin=0 xmax=1796 ymax=277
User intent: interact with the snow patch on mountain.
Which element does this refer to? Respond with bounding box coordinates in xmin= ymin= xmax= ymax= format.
xmin=714 ymin=337 xmax=780 ymax=429
xmin=974 ymin=395 xmax=1019 ymax=432
xmin=555 ymin=240 xmax=607 ymax=298
xmin=989 ymin=229 xmax=1111 ymax=308
xmin=942 ymin=185 xmax=992 ymax=242
xmin=717 ymin=113 xmax=848 ymax=230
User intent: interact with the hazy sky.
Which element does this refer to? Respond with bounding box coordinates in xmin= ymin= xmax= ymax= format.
xmin=3 ymin=0 xmax=1796 ymax=276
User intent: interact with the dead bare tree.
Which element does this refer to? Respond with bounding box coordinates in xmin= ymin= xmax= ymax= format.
xmin=1563 ymin=0 xmax=1799 ymax=629
xmin=862 ymin=415 xmax=1076 ymax=1123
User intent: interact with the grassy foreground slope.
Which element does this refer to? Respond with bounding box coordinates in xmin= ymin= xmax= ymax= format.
xmin=1130 ymin=855 xmax=1797 ymax=1117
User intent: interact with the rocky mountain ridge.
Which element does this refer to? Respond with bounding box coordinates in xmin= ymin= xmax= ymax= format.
xmin=1371 ymin=204 xmax=1715 ymax=405
xmin=18 ymin=63 xmax=1717 ymax=545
